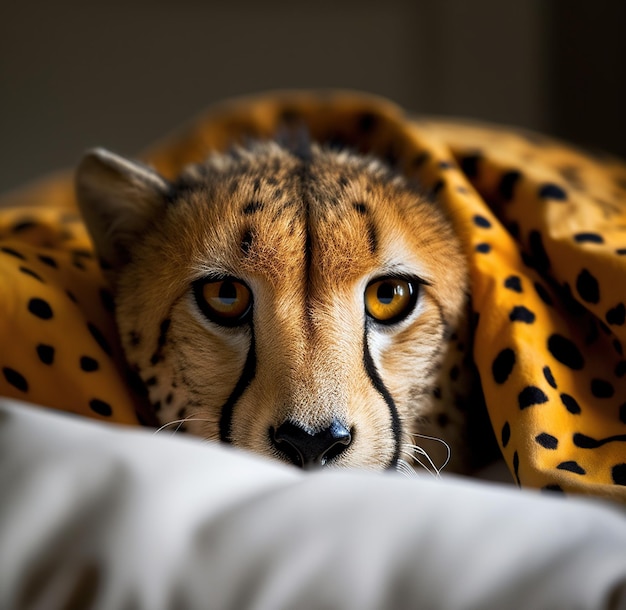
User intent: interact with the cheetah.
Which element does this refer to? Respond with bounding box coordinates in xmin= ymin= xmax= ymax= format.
xmin=76 ymin=138 xmax=486 ymax=473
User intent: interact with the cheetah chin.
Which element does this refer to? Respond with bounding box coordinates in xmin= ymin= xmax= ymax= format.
xmin=76 ymin=138 xmax=482 ymax=474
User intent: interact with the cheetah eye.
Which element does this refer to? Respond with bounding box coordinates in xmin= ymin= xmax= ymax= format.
xmin=193 ymin=277 xmax=252 ymax=326
xmin=364 ymin=277 xmax=419 ymax=324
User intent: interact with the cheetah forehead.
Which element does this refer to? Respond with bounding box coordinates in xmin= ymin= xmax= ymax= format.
xmin=161 ymin=141 xmax=464 ymax=293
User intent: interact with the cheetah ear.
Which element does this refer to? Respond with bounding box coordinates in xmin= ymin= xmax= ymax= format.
xmin=76 ymin=148 xmax=170 ymax=274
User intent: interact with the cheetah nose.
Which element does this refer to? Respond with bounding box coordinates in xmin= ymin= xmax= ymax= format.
xmin=270 ymin=419 xmax=352 ymax=470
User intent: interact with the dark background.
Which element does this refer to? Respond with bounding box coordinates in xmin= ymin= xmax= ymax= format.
xmin=1 ymin=0 xmax=624 ymax=194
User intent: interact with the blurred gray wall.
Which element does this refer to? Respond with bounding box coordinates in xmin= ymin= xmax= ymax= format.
xmin=0 ymin=0 xmax=624 ymax=194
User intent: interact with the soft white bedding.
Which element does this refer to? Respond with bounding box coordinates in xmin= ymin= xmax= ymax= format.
xmin=1 ymin=399 xmax=625 ymax=610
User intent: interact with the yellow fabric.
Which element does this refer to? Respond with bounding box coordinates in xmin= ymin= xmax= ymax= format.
xmin=1 ymin=91 xmax=625 ymax=502
xmin=0 ymin=206 xmax=143 ymax=424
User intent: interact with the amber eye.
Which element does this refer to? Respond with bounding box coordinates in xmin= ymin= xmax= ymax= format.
xmin=364 ymin=278 xmax=418 ymax=324
xmin=193 ymin=277 xmax=252 ymax=326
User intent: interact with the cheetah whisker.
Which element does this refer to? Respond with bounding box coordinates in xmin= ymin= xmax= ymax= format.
xmin=153 ymin=417 xmax=215 ymax=436
xmin=403 ymin=432 xmax=452 ymax=478
xmin=396 ymin=458 xmax=418 ymax=479
xmin=400 ymin=448 xmax=439 ymax=478
xmin=399 ymin=453 xmax=441 ymax=478
xmin=409 ymin=431 xmax=452 ymax=471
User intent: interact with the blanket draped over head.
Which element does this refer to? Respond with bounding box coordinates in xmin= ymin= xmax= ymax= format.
xmin=1 ymin=91 xmax=625 ymax=503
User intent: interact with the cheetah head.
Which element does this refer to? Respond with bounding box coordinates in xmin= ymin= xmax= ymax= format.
xmin=76 ymin=140 xmax=471 ymax=473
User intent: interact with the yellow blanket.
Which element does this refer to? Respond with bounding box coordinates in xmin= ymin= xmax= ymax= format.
xmin=2 ymin=91 xmax=625 ymax=502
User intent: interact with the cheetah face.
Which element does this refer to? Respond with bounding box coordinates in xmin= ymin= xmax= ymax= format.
xmin=76 ymin=141 xmax=470 ymax=472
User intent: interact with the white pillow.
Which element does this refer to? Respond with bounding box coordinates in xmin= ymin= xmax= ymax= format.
xmin=1 ymin=399 xmax=625 ymax=610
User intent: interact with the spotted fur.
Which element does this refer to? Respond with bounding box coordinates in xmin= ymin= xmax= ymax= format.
xmin=76 ymin=141 xmax=478 ymax=472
